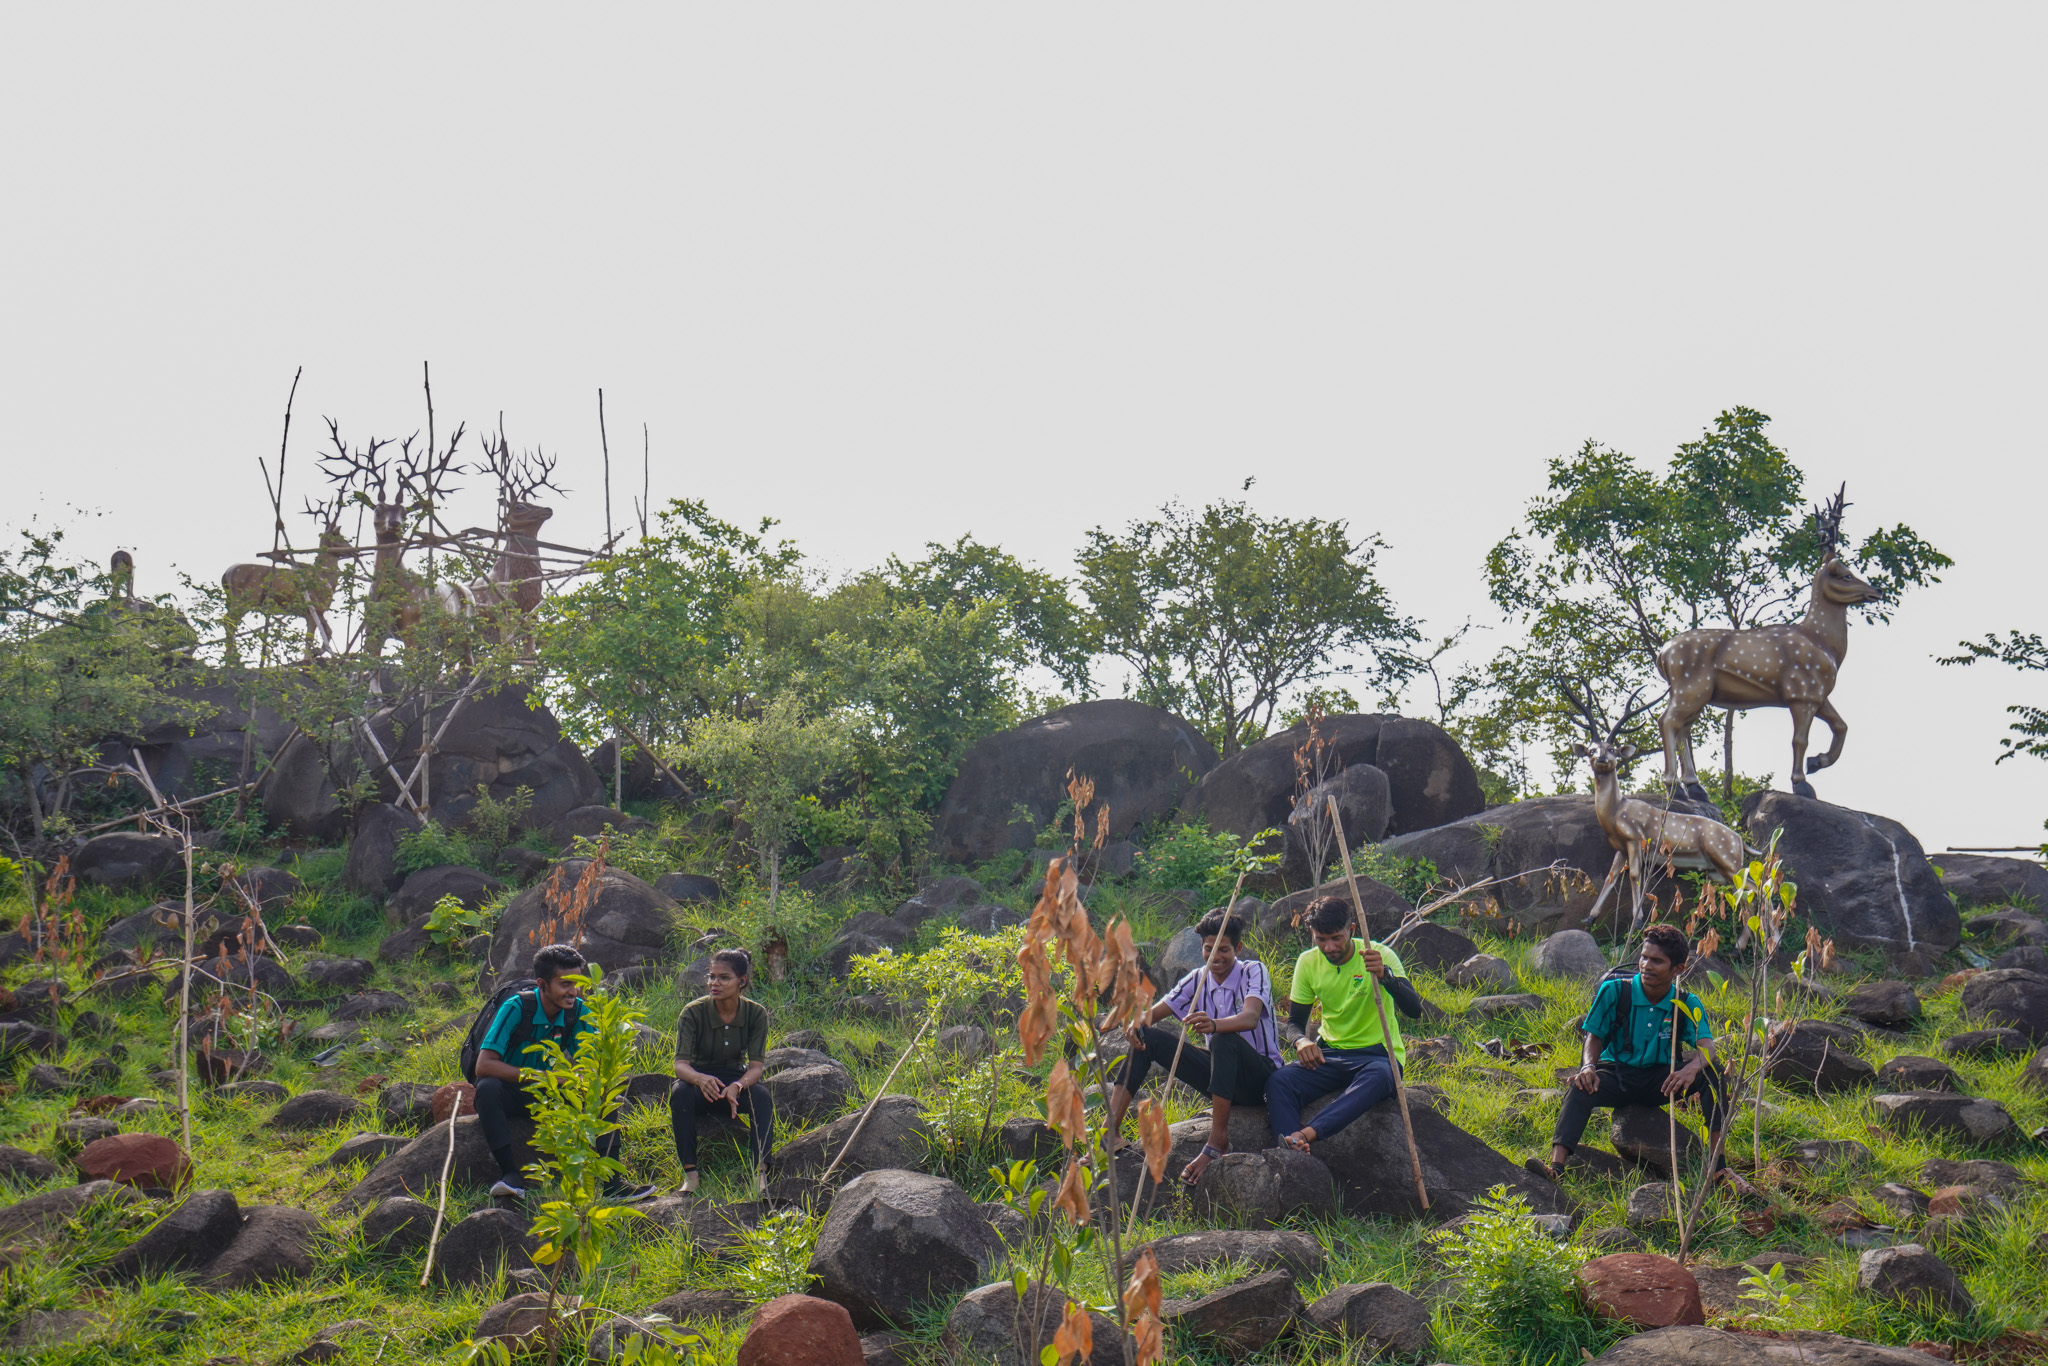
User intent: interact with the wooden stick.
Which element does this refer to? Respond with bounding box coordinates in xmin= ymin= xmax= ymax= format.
xmin=819 ymin=1010 xmax=935 ymax=1186
xmin=1329 ymin=795 xmax=1429 ymax=1212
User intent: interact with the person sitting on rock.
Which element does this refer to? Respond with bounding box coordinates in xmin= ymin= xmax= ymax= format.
xmin=1545 ymin=922 xmax=1749 ymax=1191
xmin=671 ymin=947 xmax=774 ymax=1196
xmin=473 ymin=942 xmax=656 ymax=1202
xmin=1102 ymin=908 xmax=1281 ymax=1184
xmin=1266 ymin=895 xmax=1424 ymax=1153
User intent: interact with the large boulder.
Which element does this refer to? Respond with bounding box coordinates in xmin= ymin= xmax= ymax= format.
xmin=267 ymin=1090 xmax=362 ymax=1132
xmin=1190 ymin=1148 xmax=1336 ymax=1228
xmin=202 ymin=1205 xmax=323 ymax=1289
xmin=361 ymin=1196 xmax=437 ymax=1255
xmin=932 ymin=700 xmax=1218 ymax=863
xmin=1959 ymin=968 xmax=2048 ymax=1044
xmin=1589 ymin=1326 xmax=1950 ymax=1366
xmin=259 ymin=729 xmax=347 ymax=842
xmin=430 ymin=1207 xmax=538 ymax=1286
xmin=1165 ymin=1268 xmax=1302 ymax=1355
xmin=548 ymin=804 xmax=654 ymax=846
xmin=1765 ymin=1020 xmax=1876 ymax=1093
xmin=943 ymin=1280 xmax=1126 ymax=1366
xmin=1529 ymin=929 xmax=1611 ymax=980
xmin=808 ymin=1170 xmax=1002 ymax=1330
xmin=1281 ymin=764 xmax=1395 ymax=886
xmin=0 ymin=1181 xmax=141 ymax=1243
xmin=736 ymin=1294 xmax=863 ymax=1366
xmin=1263 ymin=876 xmax=1413 ymax=941
xmin=1374 ymin=794 xmax=1638 ymax=930
xmin=1577 ymin=1253 xmax=1706 ymax=1328
xmin=588 ymin=737 xmax=693 ymax=804
xmin=775 ymin=1096 xmax=931 ymax=1178
xmin=70 ymin=832 xmax=180 ymax=892
xmin=1934 ymin=853 xmax=2048 ymax=908
xmin=1741 ymin=793 xmax=1960 ymax=957
xmin=364 ymin=683 xmax=604 ymax=835
xmin=1383 ymin=920 xmax=1479 ymax=973
xmin=764 ymin=1062 xmax=856 ymax=1128
xmin=1304 ymin=1282 xmax=1434 ymax=1359
xmin=1868 ymin=1092 xmax=2017 ymax=1146
xmin=388 ymin=864 xmax=505 ymax=923
xmin=1841 ymin=981 xmax=1922 ymax=1027
xmin=345 ymin=802 xmax=423 ymax=899
xmin=340 ymin=1116 xmax=499 ymax=1209
xmin=482 ymin=860 xmax=681 ymax=990
xmin=104 ymin=1188 xmax=243 ymax=1280
xmin=1856 ymin=1244 xmax=1973 ymax=1319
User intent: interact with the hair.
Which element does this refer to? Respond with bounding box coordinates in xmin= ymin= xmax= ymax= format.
xmin=710 ymin=948 xmax=753 ymax=981
xmin=1304 ymin=896 xmax=1354 ymax=935
xmin=1193 ymin=910 xmax=1246 ymax=945
xmin=1641 ymin=924 xmax=1690 ymax=968
xmin=531 ymin=943 xmax=587 ymax=982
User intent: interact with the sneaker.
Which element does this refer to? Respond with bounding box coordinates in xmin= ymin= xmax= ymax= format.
xmin=489 ymin=1179 xmax=527 ymax=1199
xmin=606 ymin=1181 xmax=658 ymax=1203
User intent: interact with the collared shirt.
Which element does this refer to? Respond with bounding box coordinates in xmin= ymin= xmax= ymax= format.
xmin=1160 ymin=957 xmax=1282 ymax=1067
xmin=1289 ymin=941 xmax=1411 ymax=1064
xmin=1583 ymin=974 xmax=1713 ymax=1069
xmin=479 ymin=992 xmax=589 ymax=1075
xmin=675 ymin=996 xmax=770 ymax=1070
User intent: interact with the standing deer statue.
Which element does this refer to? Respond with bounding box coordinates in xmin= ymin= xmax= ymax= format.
xmin=445 ymin=436 xmax=560 ymax=645
xmin=1655 ymin=485 xmax=1881 ymax=801
xmin=1562 ymin=680 xmax=1759 ymax=935
xmin=221 ymin=496 xmax=351 ymax=664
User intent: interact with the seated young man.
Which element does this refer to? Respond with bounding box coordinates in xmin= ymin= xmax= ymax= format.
xmin=472 ymin=942 xmax=655 ymax=1202
xmin=1103 ymin=909 xmax=1280 ymax=1183
xmin=1267 ymin=896 xmax=1424 ymax=1153
xmin=1547 ymin=922 xmax=1748 ymax=1189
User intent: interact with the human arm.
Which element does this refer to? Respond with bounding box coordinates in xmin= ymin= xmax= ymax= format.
xmin=1572 ymin=1031 xmax=1603 ymax=1091
xmin=475 ymin=1049 xmax=521 ymax=1083
xmin=1660 ymin=994 xmax=1712 ymax=1095
xmin=1356 ymin=946 xmax=1424 ymax=1018
xmin=474 ymin=997 xmax=528 ymax=1082
xmin=1189 ymin=995 xmax=1262 ymax=1037
xmin=672 ymin=1004 xmax=729 ymax=1102
xmin=1284 ymin=999 xmax=1323 ymax=1067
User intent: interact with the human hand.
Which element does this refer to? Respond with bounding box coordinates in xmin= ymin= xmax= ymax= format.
xmin=1295 ymin=1040 xmax=1325 ymax=1068
xmin=696 ymin=1075 xmax=726 ymax=1104
xmin=1571 ymin=1064 xmax=1601 ymax=1094
xmin=723 ymin=1082 xmax=743 ymax=1118
xmin=1662 ymin=1061 xmax=1701 ymax=1097
xmin=1187 ymin=1011 xmax=1215 ymax=1036
xmin=1358 ymin=947 xmax=1385 ymax=979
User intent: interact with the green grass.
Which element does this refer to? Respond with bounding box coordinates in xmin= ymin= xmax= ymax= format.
xmin=3 ymin=833 xmax=2045 ymax=1366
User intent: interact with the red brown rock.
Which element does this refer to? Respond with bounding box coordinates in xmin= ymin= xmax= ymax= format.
xmin=1576 ymin=1253 xmax=1706 ymax=1328
xmin=75 ymin=1132 xmax=192 ymax=1189
xmin=431 ymin=1083 xmax=476 ymax=1124
xmin=736 ymin=1294 xmax=863 ymax=1366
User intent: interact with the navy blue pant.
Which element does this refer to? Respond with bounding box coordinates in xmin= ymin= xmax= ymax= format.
xmin=1265 ymin=1046 xmax=1398 ymax=1142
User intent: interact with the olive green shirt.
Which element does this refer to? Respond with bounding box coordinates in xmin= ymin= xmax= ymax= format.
xmin=675 ymin=996 xmax=769 ymax=1070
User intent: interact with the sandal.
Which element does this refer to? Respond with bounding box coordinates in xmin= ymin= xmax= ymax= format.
xmin=1279 ymin=1130 xmax=1314 ymax=1155
xmin=1180 ymin=1144 xmax=1225 ymax=1187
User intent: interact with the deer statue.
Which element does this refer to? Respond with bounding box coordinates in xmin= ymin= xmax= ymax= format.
xmin=1655 ymin=485 xmax=1881 ymax=801
xmin=451 ymin=436 xmax=561 ymax=645
xmin=221 ymin=496 xmax=351 ymax=665
xmin=363 ymin=493 xmax=423 ymax=659
xmin=1562 ymin=680 xmax=1758 ymax=935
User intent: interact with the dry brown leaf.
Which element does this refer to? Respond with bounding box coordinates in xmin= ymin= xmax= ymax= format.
xmin=1052 ymin=1159 xmax=1092 ymax=1226
xmin=1135 ymin=1098 xmax=1171 ymax=1184
xmin=1016 ymin=936 xmax=1058 ymax=1066
xmin=1045 ymin=1060 xmax=1085 ymax=1147
xmin=1052 ymin=1298 xmax=1094 ymax=1365
xmin=1123 ymin=1247 xmax=1162 ymax=1325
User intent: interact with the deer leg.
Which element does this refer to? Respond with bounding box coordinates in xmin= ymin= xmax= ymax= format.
xmin=1676 ymin=728 xmax=1711 ymax=804
xmin=1583 ymin=850 xmax=1628 ymax=928
xmin=1787 ymin=701 xmax=1819 ymax=799
xmin=1806 ymin=697 xmax=1848 ymax=775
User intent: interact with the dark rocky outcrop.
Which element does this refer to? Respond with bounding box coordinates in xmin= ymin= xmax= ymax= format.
xmin=943 ymin=1280 xmax=1126 ymax=1366
xmin=808 ymin=1170 xmax=1001 ymax=1329
xmin=1841 ymin=981 xmax=1921 ymax=1026
xmin=104 ymin=1188 xmax=243 ymax=1280
xmin=1741 ymin=793 xmax=1960 ymax=959
xmin=1934 ymin=853 xmax=2048 ymax=908
xmin=482 ymin=861 xmax=682 ymax=990
xmin=654 ymin=872 xmax=723 ymax=904
xmin=588 ymin=737 xmax=693 ymax=804
xmin=1868 ymin=1092 xmax=2017 ymax=1145
xmin=775 ymin=1096 xmax=931 ymax=1178
xmin=345 ymin=802 xmax=423 ymax=899
xmin=267 ymin=1090 xmax=362 ymax=1131
xmin=1765 ymin=1020 xmax=1876 ymax=1093
xmin=1164 ymin=1268 xmax=1301 ymax=1355
xmin=933 ymin=700 xmax=1217 ymax=863
xmin=202 ymin=1205 xmax=323 ymax=1289
xmin=1875 ymin=1056 xmax=1959 ymax=1092
xmin=1960 ymin=967 xmax=2048 ymax=1044
xmin=366 ymin=684 xmax=604 ymax=835
xmin=429 ymin=1207 xmax=538 ymax=1286
xmin=1373 ymin=794 xmax=1643 ymax=931
xmin=1304 ymin=1282 xmax=1434 ymax=1359
xmin=361 ymin=1196 xmax=437 ymax=1255
xmin=1189 ymin=1148 xmax=1336 ymax=1228
xmin=1281 ymin=764 xmax=1394 ymax=886
xmin=341 ymin=1116 xmax=499 ymax=1209
xmin=70 ymin=832 xmax=181 ymax=892
xmin=1856 ymin=1243 xmax=1973 ymax=1318
xmin=388 ymin=864 xmax=505 ymax=923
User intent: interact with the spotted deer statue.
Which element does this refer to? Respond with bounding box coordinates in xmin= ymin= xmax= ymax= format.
xmin=1562 ymin=680 xmax=1757 ymax=934
xmin=221 ymin=495 xmax=351 ymax=664
xmin=1655 ymin=485 xmax=1881 ymax=801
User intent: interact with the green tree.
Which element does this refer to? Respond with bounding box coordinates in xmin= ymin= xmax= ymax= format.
xmin=1481 ymin=409 xmax=1949 ymax=790
xmin=677 ymin=694 xmax=851 ymax=915
xmin=885 ymin=534 xmax=1092 ymax=692
xmin=1077 ymin=499 xmax=1417 ymax=756
xmin=1939 ymin=630 xmax=2048 ymax=764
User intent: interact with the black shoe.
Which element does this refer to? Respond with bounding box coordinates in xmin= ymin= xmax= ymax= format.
xmin=606 ymin=1181 xmax=658 ymax=1203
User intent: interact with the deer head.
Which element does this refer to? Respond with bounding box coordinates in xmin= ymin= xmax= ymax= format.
xmin=1810 ymin=483 xmax=1881 ymax=606
xmin=1559 ymin=676 xmax=1657 ymax=775
xmin=476 ymin=428 xmax=562 ymax=524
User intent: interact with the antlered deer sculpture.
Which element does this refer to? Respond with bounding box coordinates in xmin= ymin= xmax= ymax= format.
xmin=1655 ymin=485 xmax=1880 ymax=801
xmin=221 ymin=496 xmax=351 ymax=664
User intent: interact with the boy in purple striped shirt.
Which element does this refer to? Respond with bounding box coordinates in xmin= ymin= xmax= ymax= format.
xmin=1103 ymin=908 xmax=1280 ymax=1184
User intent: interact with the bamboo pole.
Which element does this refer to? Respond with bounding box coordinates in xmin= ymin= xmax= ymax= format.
xmin=1328 ymin=795 xmax=1429 ymax=1212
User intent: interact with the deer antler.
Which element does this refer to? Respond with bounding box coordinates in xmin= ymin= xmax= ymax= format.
xmin=1555 ymin=675 xmax=1659 ymax=746
xmin=1811 ymin=482 xmax=1850 ymax=560
xmin=475 ymin=426 xmax=564 ymax=506
xmin=394 ymin=427 xmax=466 ymax=512
xmin=319 ymin=421 xmax=394 ymax=501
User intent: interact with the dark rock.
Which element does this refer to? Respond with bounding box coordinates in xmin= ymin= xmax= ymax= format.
xmin=1469 ymin=992 xmax=1548 ymax=1020
xmin=361 ymin=1195 xmax=436 ymax=1254
xmin=647 ymin=1287 xmax=753 ymax=1320
xmin=378 ymin=1081 xmax=440 ymax=1132
xmin=367 ymin=684 xmax=604 ymax=835
xmin=345 ymin=802 xmax=423 ymax=899
xmin=474 ymin=1292 xmax=552 ymax=1349
xmin=1766 ymin=1019 xmax=1876 ymax=1092
xmin=301 ymin=958 xmax=375 ymax=994
xmin=2028 ymin=1046 xmax=2048 ymax=1094
xmin=655 ymin=872 xmax=723 ymax=904
xmin=24 ymin=1062 xmax=72 ymax=1093
xmin=1262 ymin=877 xmax=1410 ymax=940
xmin=0 ymin=1144 xmax=59 ymax=1183
xmin=935 ymin=1024 xmax=991 ymax=1061
xmin=388 ymin=864 xmax=505 ymax=922
xmin=55 ymin=1117 xmax=119 ymax=1149
xmin=1577 ymin=1254 xmax=1705 ymax=1328
xmin=341 ymin=1116 xmax=499 ymax=1209
xmin=430 ymin=1207 xmax=538 ymax=1286
xmin=1935 ymin=854 xmax=2048 ymax=908
xmin=1876 ymin=1055 xmax=1959 ymax=1092
xmin=500 ymin=846 xmax=551 ymax=882
xmin=267 ymin=1089 xmax=362 ymax=1131
xmin=1376 ymin=793 xmax=1649 ymax=928
xmin=548 ymin=804 xmax=654 ymax=847
xmin=1869 ymin=1182 xmax=1930 ymax=1221
xmin=76 ymin=1132 xmax=191 ymax=1188
xmin=1739 ymin=793 xmax=1960 ymax=955
xmin=215 ymin=1079 xmax=289 ymax=1104
xmin=798 ymin=855 xmax=876 ymax=897
xmin=1960 ymin=967 xmax=2048 ymax=1044
xmin=1589 ymin=1326 xmax=1941 ymax=1366
xmin=860 ymin=1330 xmax=913 ymax=1366
xmin=320 ymin=1133 xmax=410 ymax=1170
xmin=230 ymin=865 xmax=302 ymax=911
xmin=4 ymin=1310 xmax=107 ymax=1350
xmin=998 ymin=1117 xmax=1061 ymax=1162
xmin=273 ymin=923 xmax=322 ymax=949
xmin=0 ymin=1019 xmax=60 ymax=1056
xmin=1385 ymin=920 xmax=1480 ymax=973
xmin=735 ymin=1294 xmax=864 ymax=1366
xmin=1918 ymin=1157 xmax=2027 ymax=1195
xmin=1190 ymin=1148 xmax=1336 ymax=1228
xmin=1991 ymin=945 xmax=2048 ymax=974
xmin=71 ymin=831 xmax=180 ymax=891
xmin=1283 ymin=764 xmax=1394 ymax=885
xmin=1304 ymin=1281 xmax=1434 ymax=1358
xmin=329 ymin=990 xmax=409 ymax=1021
xmin=1940 ymin=1028 xmax=2032 ymax=1058
xmin=0 ymin=1180 xmax=141 ymax=1242
xmin=1842 ymin=981 xmax=1922 ymax=1026
xmin=934 ymin=699 xmax=1219 ymax=863
xmin=1785 ymin=1139 xmax=1873 ymax=1171
xmin=1445 ymin=953 xmax=1516 ymax=990
xmin=1869 ymin=1091 xmax=2017 ymax=1145
xmin=775 ymin=1095 xmax=931 ymax=1178
xmin=203 ymin=1205 xmax=323 ymax=1289
xmin=483 ymin=860 xmax=681 ymax=990
xmin=1165 ymin=1268 xmax=1301 ymax=1355
xmin=1965 ymin=909 xmax=2048 ymax=946
xmin=105 ymin=1188 xmax=242 ymax=1279
xmin=376 ymin=914 xmax=436 ymax=964
xmin=1611 ymin=1107 xmax=1705 ymax=1175
xmin=1529 ymin=928 xmax=1611 ymax=980
xmin=943 ymin=1279 xmax=1126 ymax=1366
xmin=1857 ymin=1243 xmax=1973 ymax=1318
xmin=1584 ymin=1227 xmax=1647 ymax=1252
xmin=808 ymin=1169 xmax=1001 ymax=1329
xmin=1135 ymin=1227 xmax=1326 ymax=1280
xmin=956 ymin=902 xmax=1026 ymax=934
xmin=589 ymin=737 xmax=693 ymax=804
xmin=764 ymin=1062 xmax=856 ymax=1127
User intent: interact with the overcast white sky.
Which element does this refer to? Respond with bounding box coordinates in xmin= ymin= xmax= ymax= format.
xmin=3 ymin=8 xmax=2043 ymax=855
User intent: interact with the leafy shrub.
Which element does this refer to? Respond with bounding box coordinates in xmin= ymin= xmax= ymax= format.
xmin=465 ymin=783 xmax=533 ymax=866
xmin=424 ymin=892 xmax=492 ymax=952
xmin=394 ymin=820 xmax=476 ymax=875
xmin=730 ymin=1209 xmax=822 ymax=1301
xmin=1353 ymin=845 xmax=1440 ymax=903
xmin=849 ymin=924 xmax=1029 ymax=1019
xmin=1135 ymin=820 xmax=1243 ymax=901
xmin=1429 ymin=1185 xmax=1613 ymax=1365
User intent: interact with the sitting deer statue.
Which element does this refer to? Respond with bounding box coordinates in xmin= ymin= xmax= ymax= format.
xmin=1563 ymin=680 xmax=1757 ymax=935
xmin=222 ymin=496 xmax=351 ymax=664
xmin=1655 ymin=485 xmax=1881 ymax=800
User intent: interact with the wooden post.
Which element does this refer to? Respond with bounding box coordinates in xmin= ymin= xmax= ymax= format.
xmin=1328 ymin=795 xmax=1429 ymax=1212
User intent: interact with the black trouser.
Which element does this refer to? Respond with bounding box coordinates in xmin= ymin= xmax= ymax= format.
xmin=1116 ymin=1026 xmax=1275 ymax=1107
xmin=670 ymin=1067 xmax=774 ymax=1171
xmin=1552 ymin=1062 xmax=1730 ymax=1161
xmin=474 ymin=1075 xmax=621 ymax=1180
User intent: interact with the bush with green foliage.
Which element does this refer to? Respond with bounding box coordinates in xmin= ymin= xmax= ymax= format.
xmin=729 ymin=1209 xmax=822 ymax=1302
xmin=1134 ymin=820 xmax=1243 ymax=901
xmin=1353 ymin=844 xmax=1441 ymax=903
xmin=1429 ymin=1185 xmax=1615 ymax=1366
xmin=393 ymin=820 xmax=476 ymax=875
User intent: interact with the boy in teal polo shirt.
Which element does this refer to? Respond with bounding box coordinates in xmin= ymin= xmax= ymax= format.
xmin=1267 ymin=896 xmax=1426 ymax=1153
xmin=1547 ymin=923 xmax=1742 ymax=1186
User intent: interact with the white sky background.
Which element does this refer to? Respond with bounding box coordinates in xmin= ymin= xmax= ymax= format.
xmin=2 ymin=8 xmax=2043 ymax=854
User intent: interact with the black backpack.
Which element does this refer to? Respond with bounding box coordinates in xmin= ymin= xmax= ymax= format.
xmin=461 ymin=978 xmax=562 ymax=1083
